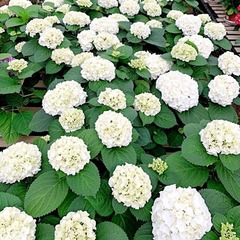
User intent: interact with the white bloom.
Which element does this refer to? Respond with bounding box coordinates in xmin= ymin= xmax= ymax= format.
xmin=0 ymin=5 xmax=14 ymax=16
xmin=71 ymin=52 xmax=94 ymax=67
xmin=9 ymin=0 xmax=32 ymax=8
xmin=218 ymin=51 xmax=240 ymax=76
xmin=130 ymin=22 xmax=151 ymax=40
xmin=15 ymin=41 xmax=26 ymax=53
xmin=55 ymin=211 xmax=96 ymax=240
xmin=152 ymin=185 xmax=212 ymax=240
xmin=44 ymin=16 xmax=60 ymax=24
xmin=95 ymin=110 xmax=132 ymax=148
xmin=176 ymin=14 xmax=201 ymax=36
xmin=42 ymin=4 xmax=54 ymax=12
xmin=0 ymin=27 xmax=5 ymax=34
xmin=204 ymin=22 xmax=226 ymax=40
xmin=167 ymin=9 xmax=184 ymax=20
xmin=208 ymin=75 xmax=239 ymax=106
xmin=7 ymin=59 xmax=28 ymax=73
xmin=134 ymin=93 xmax=161 ymax=116
xmin=200 ymin=120 xmax=240 ymax=156
xmin=156 ymin=71 xmax=199 ymax=112
xmin=143 ymin=1 xmax=162 ymax=17
xmin=109 ymin=163 xmax=152 ymax=209
xmin=90 ymin=17 xmax=119 ymax=34
xmin=81 ymin=56 xmax=116 ymax=81
xmin=77 ymin=30 xmax=96 ymax=52
xmin=171 ymin=42 xmax=198 ymax=62
xmin=63 ymin=11 xmax=90 ymax=27
xmin=25 ymin=18 xmax=52 ymax=37
xmin=134 ymin=51 xmax=151 ymax=60
xmin=59 ymin=108 xmax=85 ymax=132
xmin=55 ymin=4 xmax=71 ymax=14
xmin=76 ymin=0 xmax=93 ymax=7
xmin=51 ymin=48 xmax=74 ymax=65
xmin=146 ymin=20 xmax=162 ymax=29
xmin=98 ymin=88 xmax=127 ymax=110
xmin=93 ymin=32 xmax=120 ymax=51
xmin=43 ymin=81 xmax=87 ymax=116
xmin=48 ymin=136 xmax=90 ymax=175
xmin=0 ymin=207 xmax=36 ymax=240
xmin=108 ymin=13 xmax=129 ymax=22
xmin=98 ymin=0 xmax=118 ymax=9
xmin=43 ymin=0 xmax=64 ymax=7
xmin=199 ymin=14 xmax=211 ymax=24
xmin=0 ymin=142 xmax=41 ymax=184
xmin=119 ymin=0 xmax=140 ymax=16
xmin=38 ymin=27 xmax=64 ymax=49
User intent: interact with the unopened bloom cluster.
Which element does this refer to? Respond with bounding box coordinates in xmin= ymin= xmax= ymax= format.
xmin=0 ymin=142 xmax=41 ymax=184
xmin=208 ymin=75 xmax=239 ymax=106
xmin=220 ymin=223 xmax=239 ymax=240
xmin=90 ymin=17 xmax=119 ymax=34
xmin=130 ymin=22 xmax=151 ymax=39
xmin=148 ymin=158 xmax=168 ymax=175
xmin=176 ymin=14 xmax=201 ymax=35
xmin=71 ymin=52 xmax=94 ymax=67
xmin=119 ymin=0 xmax=140 ymax=16
xmin=15 ymin=41 xmax=26 ymax=53
xmin=199 ymin=14 xmax=211 ymax=24
xmin=199 ymin=120 xmax=240 ymax=156
xmin=109 ymin=163 xmax=152 ymax=209
xmin=151 ymin=185 xmax=212 ymax=240
xmin=204 ymin=22 xmax=226 ymax=40
xmin=98 ymin=88 xmax=127 ymax=110
xmin=7 ymin=59 xmax=28 ymax=73
xmin=95 ymin=110 xmax=132 ymax=148
xmin=93 ymin=32 xmax=120 ymax=51
xmin=0 ymin=207 xmax=36 ymax=240
xmin=25 ymin=18 xmax=52 ymax=37
xmin=63 ymin=11 xmax=90 ymax=27
xmin=48 ymin=136 xmax=90 ymax=175
xmin=156 ymin=71 xmax=199 ymax=112
xmin=167 ymin=10 xmax=184 ymax=20
xmin=43 ymin=81 xmax=87 ymax=116
xmin=51 ymin=48 xmax=74 ymax=65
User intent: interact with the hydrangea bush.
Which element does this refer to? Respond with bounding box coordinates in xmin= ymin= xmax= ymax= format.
xmin=0 ymin=0 xmax=240 ymax=239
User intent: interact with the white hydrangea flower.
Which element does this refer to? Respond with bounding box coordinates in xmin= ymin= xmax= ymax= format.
xmin=55 ymin=211 xmax=96 ymax=240
xmin=218 ymin=51 xmax=240 ymax=76
xmin=134 ymin=50 xmax=151 ymax=60
xmin=0 ymin=5 xmax=14 ymax=16
xmin=59 ymin=108 xmax=85 ymax=132
xmin=38 ymin=27 xmax=64 ymax=49
xmin=200 ymin=120 xmax=240 ymax=156
xmin=199 ymin=14 xmax=211 ymax=24
xmin=204 ymin=22 xmax=226 ymax=40
xmin=152 ymin=185 xmax=212 ymax=240
xmin=130 ymin=22 xmax=151 ymax=40
xmin=98 ymin=88 xmax=127 ymax=110
xmin=81 ymin=56 xmax=116 ymax=81
xmin=108 ymin=13 xmax=129 ymax=22
xmin=51 ymin=48 xmax=74 ymax=65
xmin=98 ymin=0 xmax=118 ymax=9
xmin=48 ymin=136 xmax=90 ymax=175
xmin=71 ymin=52 xmax=94 ymax=67
xmin=178 ymin=35 xmax=214 ymax=59
xmin=44 ymin=16 xmax=60 ymax=24
xmin=77 ymin=30 xmax=96 ymax=52
xmin=134 ymin=92 xmax=161 ymax=116
xmin=119 ymin=0 xmax=140 ymax=16
xmin=15 ymin=41 xmax=26 ymax=53
xmin=55 ymin=4 xmax=71 ymax=13
xmin=146 ymin=20 xmax=162 ymax=29
xmin=93 ymin=32 xmax=120 ymax=51
xmin=43 ymin=0 xmax=64 ymax=7
xmin=143 ymin=1 xmax=162 ymax=17
xmin=90 ymin=17 xmax=119 ymax=34
xmin=0 ymin=142 xmax=41 ymax=184
xmin=25 ymin=18 xmax=52 ymax=37
xmin=63 ymin=11 xmax=90 ymax=27
xmin=156 ymin=71 xmax=199 ymax=112
xmin=208 ymin=75 xmax=239 ymax=106
xmin=167 ymin=9 xmax=184 ymax=20
xmin=9 ymin=0 xmax=32 ymax=8
xmin=43 ymin=81 xmax=87 ymax=116
xmin=7 ymin=59 xmax=28 ymax=73
xmin=0 ymin=207 xmax=36 ymax=240
xmin=171 ymin=42 xmax=198 ymax=62
xmin=76 ymin=0 xmax=93 ymax=7
xmin=109 ymin=163 xmax=152 ymax=209
xmin=0 ymin=27 xmax=5 ymax=34
xmin=95 ymin=110 xmax=132 ymax=148
xmin=176 ymin=14 xmax=201 ymax=36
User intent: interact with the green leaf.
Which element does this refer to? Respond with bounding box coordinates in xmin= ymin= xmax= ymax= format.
xmin=34 ymin=46 xmax=52 ymax=63
xmin=200 ymin=189 xmax=236 ymax=215
xmin=126 ymin=32 xmax=142 ymax=43
xmin=5 ymin=17 xmax=25 ymax=27
xmin=0 ymin=75 xmax=21 ymax=95
xmin=213 ymin=213 xmax=228 ymax=232
xmin=67 ymin=162 xmax=100 ymax=197
xmin=48 ymin=119 xmax=65 ymax=142
xmin=12 ymin=111 xmax=33 ymax=135
xmin=64 ymin=66 xmax=87 ymax=83
xmin=117 ymin=45 xmax=133 ymax=59
xmin=182 ymin=134 xmax=218 ymax=166
xmin=201 ymin=231 xmax=219 ymax=240
xmin=0 ymin=53 xmax=11 ymax=60
xmin=58 ymin=191 xmax=77 ymax=217
xmin=185 ymin=0 xmax=199 ymax=7
xmin=0 ymin=183 xmax=9 ymax=192
xmin=213 ymin=38 xmax=232 ymax=50
xmin=112 ymin=198 xmax=127 ymax=214
xmin=118 ymin=21 xmax=131 ymax=31
xmin=24 ymin=171 xmax=69 ymax=217
xmin=220 ymin=154 xmax=240 ymax=171
xmin=134 ymin=223 xmax=153 ymax=240
xmin=135 ymin=127 xmax=151 ymax=146
xmin=130 ymin=199 xmax=153 ymax=222
xmin=153 ymin=129 xmax=167 ymax=145
xmin=144 ymin=28 xmax=166 ymax=47
xmin=22 ymin=39 xmax=39 ymax=56
xmin=0 ymin=192 xmax=22 ymax=211
xmin=183 ymin=122 xmax=204 ymax=137
xmin=168 ymin=130 xmax=184 ymax=147
xmin=101 ymin=145 xmax=137 ymax=172
xmin=36 ymin=224 xmax=54 ymax=240
xmin=96 ymin=222 xmax=129 ymax=240
xmin=166 ymin=23 xmax=182 ymax=34
xmin=120 ymin=107 xmax=138 ymax=122
xmin=136 ymin=69 xmax=151 ymax=80
xmin=45 ymin=61 xmax=64 ymax=74
xmin=189 ymin=55 xmax=208 ymax=66
xmin=227 ymin=206 xmax=240 ymax=228
xmin=7 ymin=182 xmax=27 ymax=202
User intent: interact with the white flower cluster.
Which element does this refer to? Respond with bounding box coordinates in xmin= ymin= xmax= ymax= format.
xmin=0 ymin=5 xmax=14 ymax=16
xmin=218 ymin=51 xmax=240 ymax=76
xmin=208 ymin=75 xmax=239 ymax=106
xmin=76 ymin=0 xmax=93 ymax=7
xmin=77 ymin=30 xmax=96 ymax=51
xmin=55 ymin=211 xmax=96 ymax=240
xmin=146 ymin=20 xmax=162 ymax=29
xmin=175 ymin=14 xmax=201 ymax=36
xmin=93 ymin=32 xmax=120 ymax=51
xmin=0 ymin=27 xmax=4 ymax=34
xmin=108 ymin=13 xmax=129 ymax=22
xmin=134 ymin=93 xmax=161 ymax=116
xmin=0 ymin=142 xmax=41 ymax=184
xmin=44 ymin=15 xmax=60 ymax=24
xmin=95 ymin=110 xmax=132 ymax=148
xmin=0 ymin=207 xmax=36 ymax=240
xmin=63 ymin=11 xmax=90 ymax=27
xmin=59 ymin=108 xmax=85 ymax=132
xmin=199 ymin=120 xmax=240 ymax=156
xmin=90 ymin=17 xmax=119 ymax=34
xmin=51 ymin=48 xmax=74 ymax=65
xmin=143 ymin=1 xmax=162 ymax=17
xmin=38 ymin=27 xmax=64 ymax=49
xmin=98 ymin=88 xmax=127 ymax=110
xmin=25 ymin=18 xmax=52 ymax=37
xmin=98 ymin=0 xmax=118 ymax=9
xmin=119 ymin=0 xmax=140 ymax=16
xmin=204 ymin=22 xmax=226 ymax=40
xmin=167 ymin=9 xmax=184 ymax=20
xmin=152 ymin=185 xmax=212 ymax=240
xmin=56 ymin=3 xmax=71 ymax=13
xmin=43 ymin=0 xmax=64 ymax=7
xmin=15 ymin=42 xmax=26 ymax=53
xmin=43 ymin=81 xmax=87 ymax=116
xmin=130 ymin=22 xmax=151 ymax=40
xmin=48 ymin=136 xmax=90 ymax=175
xmin=71 ymin=52 xmax=94 ymax=67
xmin=156 ymin=71 xmax=199 ymax=112
xmin=9 ymin=0 xmax=32 ymax=8
xmin=7 ymin=59 xmax=28 ymax=73
xmin=109 ymin=163 xmax=152 ymax=209
xmin=199 ymin=14 xmax=211 ymax=24
xmin=178 ymin=35 xmax=214 ymax=59
xmin=81 ymin=56 xmax=116 ymax=81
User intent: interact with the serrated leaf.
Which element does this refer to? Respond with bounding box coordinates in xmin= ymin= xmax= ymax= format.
xmin=227 ymin=206 xmax=240 ymax=228
xmin=220 ymin=154 xmax=240 ymax=171
xmin=134 ymin=223 xmax=153 ymax=240
xmin=0 ymin=192 xmax=22 ymax=211
xmin=64 ymin=66 xmax=87 ymax=83
xmin=45 ymin=60 xmax=64 ymax=74
xmin=213 ymin=38 xmax=232 ymax=50
xmin=183 ymin=123 xmax=203 ymax=137
xmin=58 ymin=191 xmax=77 ymax=217
xmin=189 ymin=55 xmax=207 ymax=66
xmin=22 ymin=39 xmax=38 ymax=56
xmin=12 ymin=111 xmax=33 ymax=135
xmin=0 ymin=75 xmax=21 ymax=95
xmin=213 ymin=213 xmax=228 ymax=232
xmin=201 ymin=231 xmax=219 ymax=240
xmin=130 ymin=199 xmax=153 ymax=222
xmin=144 ymin=28 xmax=166 ymax=47
xmin=112 ymin=198 xmax=127 ymax=214
xmin=139 ymin=112 xmax=154 ymax=126
xmin=34 ymin=46 xmax=52 ymax=63
xmin=120 ymin=107 xmax=138 ymax=122
xmin=36 ymin=224 xmax=54 ymax=240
